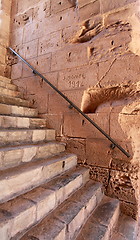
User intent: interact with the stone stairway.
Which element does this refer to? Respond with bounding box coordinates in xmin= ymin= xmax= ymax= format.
xmin=0 ymin=76 xmax=137 ymax=240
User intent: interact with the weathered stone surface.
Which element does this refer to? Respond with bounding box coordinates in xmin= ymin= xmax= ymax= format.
xmin=63 ymin=112 xmax=109 ymax=139
xmin=112 ymin=214 xmax=138 ymax=240
xmin=100 ymin=0 xmax=137 ymax=13
xmin=0 ymin=80 xmax=17 ymax=91
xmin=62 ymin=137 xmax=86 ymax=164
xmin=48 ymin=90 xmax=83 ymax=114
xmin=58 ymin=64 xmax=98 ymax=91
xmin=44 ymin=166 xmax=89 ymax=205
xmin=0 ymin=129 xmax=55 ymax=146
xmin=79 ymin=1 xmax=100 ymax=21
xmin=86 ymin=138 xmax=112 ymax=167
xmin=0 ymin=153 xmax=77 ymax=203
xmin=0 ymin=103 xmax=38 ymax=117
xmin=51 ymin=45 xmax=88 ymax=71
xmin=76 ymin=196 xmax=120 ymax=240
xmin=0 ymin=197 xmax=36 ymax=238
xmin=90 ymin=166 xmax=109 ymax=188
xmin=0 ymin=87 xmax=21 ymax=98
xmin=23 ymin=187 xmax=56 ymax=221
xmin=0 ymin=94 xmax=32 ymax=108
xmin=51 ymin=0 xmax=71 ymax=14
xmin=20 ymin=216 xmax=66 ymax=240
xmin=0 ymin=142 xmax=65 ymax=170
xmin=107 ymin=170 xmax=136 ymax=204
xmin=42 ymin=113 xmax=64 ymax=136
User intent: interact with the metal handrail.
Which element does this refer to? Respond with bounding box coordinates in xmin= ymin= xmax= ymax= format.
xmin=8 ymin=47 xmax=130 ymax=158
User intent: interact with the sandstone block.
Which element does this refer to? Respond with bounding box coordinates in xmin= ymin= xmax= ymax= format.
xmin=11 ymin=27 xmax=23 ymax=46
xmin=51 ymin=0 xmax=71 ymax=14
xmin=0 ymin=80 xmax=17 ymax=91
xmin=38 ymin=31 xmax=62 ymax=56
xmin=86 ymin=138 xmax=112 ymax=167
xmin=22 ymin=146 xmax=37 ymax=162
xmin=107 ymin=170 xmax=136 ymax=204
xmin=11 ymin=62 xmax=22 ymax=80
xmin=0 ymin=166 xmax=43 ymax=203
xmin=56 ymin=201 xmax=85 ymax=239
xmin=0 ymin=197 xmax=36 ymax=238
xmin=0 ymin=103 xmax=38 ymax=117
xmin=100 ymin=0 xmax=137 ymax=13
xmin=63 ymin=112 xmax=110 ymax=139
xmin=77 ymin=196 xmax=120 ymax=240
xmin=90 ymin=166 xmax=109 ymax=188
xmin=64 ymin=138 xmax=86 ymax=164
xmin=0 ymin=219 xmax=12 ymax=240
xmin=0 ymin=76 xmax=11 ymax=83
xmin=0 ymin=46 xmax=6 ymax=64
xmin=22 ymin=53 xmax=51 ymax=78
xmin=23 ymin=21 xmax=43 ymax=43
xmin=45 ymin=129 xmax=55 ymax=141
xmin=0 ymin=95 xmax=31 ymax=108
xmin=48 ymin=90 xmax=83 ymax=114
xmin=36 ymin=142 xmax=65 ymax=159
xmin=0 ymin=153 xmax=77 ymax=203
xmin=2 ymin=148 xmax=23 ymax=168
xmin=23 ymin=187 xmax=56 ymax=221
xmin=51 ymin=45 xmax=88 ymax=71
xmin=79 ymin=1 xmax=100 ymax=21
xmin=0 ymin=87 xmax=21 ymax=98
xmin=42 ymin=113 xmax=63 ymax=136
xmin=113 ymin=214 xmax=138 ymax=240
xmin=17 ymin=117 xmax=30 ymax=128
xmin=20 ymin=216 xmax=66 ymax=240
xmin=99 ymin=54 xmax=140 ymax=87
xmin=24 ymin=39 xmax=38 ymax=59
xmin=58 ymin=63 xmax=98 ymax=91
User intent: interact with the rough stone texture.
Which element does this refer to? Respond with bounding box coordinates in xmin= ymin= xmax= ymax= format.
xmin=0 ymin=153 xmax=77 ymax=204
xmin=0 ymin=142 xmax=65 ymax=170
xmin=76 ymin=196 xmax=120 ymax=240
xmin=21 ymin=180 xmax=103 ymax=240
xmin=8 ymin=0 xmax=140 ymax=221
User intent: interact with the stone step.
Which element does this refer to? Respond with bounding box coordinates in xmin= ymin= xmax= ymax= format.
xmin=0 ymin=76 xmax=11 ymax=83
xmin=0 ymin=115 xmax=47 ymax=129
xmin=20 ymin=180 xmax=103 ymax=240
xmin=0 ymin=103 xmax=38 ymax=117
xmin=0 ymin=129 xmax=55 ymax=146
xmin=0 ymin=141 xmax=66 ymax=170
xmin=76 ymin=196 xmax=120 ymax=240
xmin=0 ymin=95 xmax=32 ymax=108
xmin=0 ymin=86 xmax=22 ymax=98
xmin=111 ymin=214 xmax=138 ymax=240
xmin=0 ymin=166 xmax=89 ymax=240
xmin=0 ymin=80 xmax=17 ymax=91
xmin=0 ymin=153 xmax=77 ymax=203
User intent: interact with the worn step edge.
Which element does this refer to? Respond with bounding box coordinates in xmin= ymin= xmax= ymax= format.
xmin=0 ymin=152 xmax=77 ymax=204
xmin=20 ymin=180 xmax=103 ymax=240
xmin=0 ymin=103 xmax=38 ymax=117
xmin=0 ymin=166 xmax=89 ymax=240
xmin=0 ymin=129 xmax=56 ymax=146
xmin=0 ymin=87 xmax=22 ymax=98
xmin=0 ymin=141 xmax=66 ymax=170
xmin=0 ymin=115 xmax=47 ymax=129
xmin=0 ymin=76 xmax=11 ymax=83
xmin=111 ymin=213 xmax=138 ymax=240
xmin=76 ymin=196 xmax=120 ymax=240
xmin=0 ymin=95 xmax=32 ymax=108
xmin=0 ymin=81 xmax=17 ymax=91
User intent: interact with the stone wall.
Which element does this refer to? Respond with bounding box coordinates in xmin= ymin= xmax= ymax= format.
xmin=0 ymin=0 xmax=12 ymax=76
xmin=10 ymin=0 xmax=140 ymax=219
